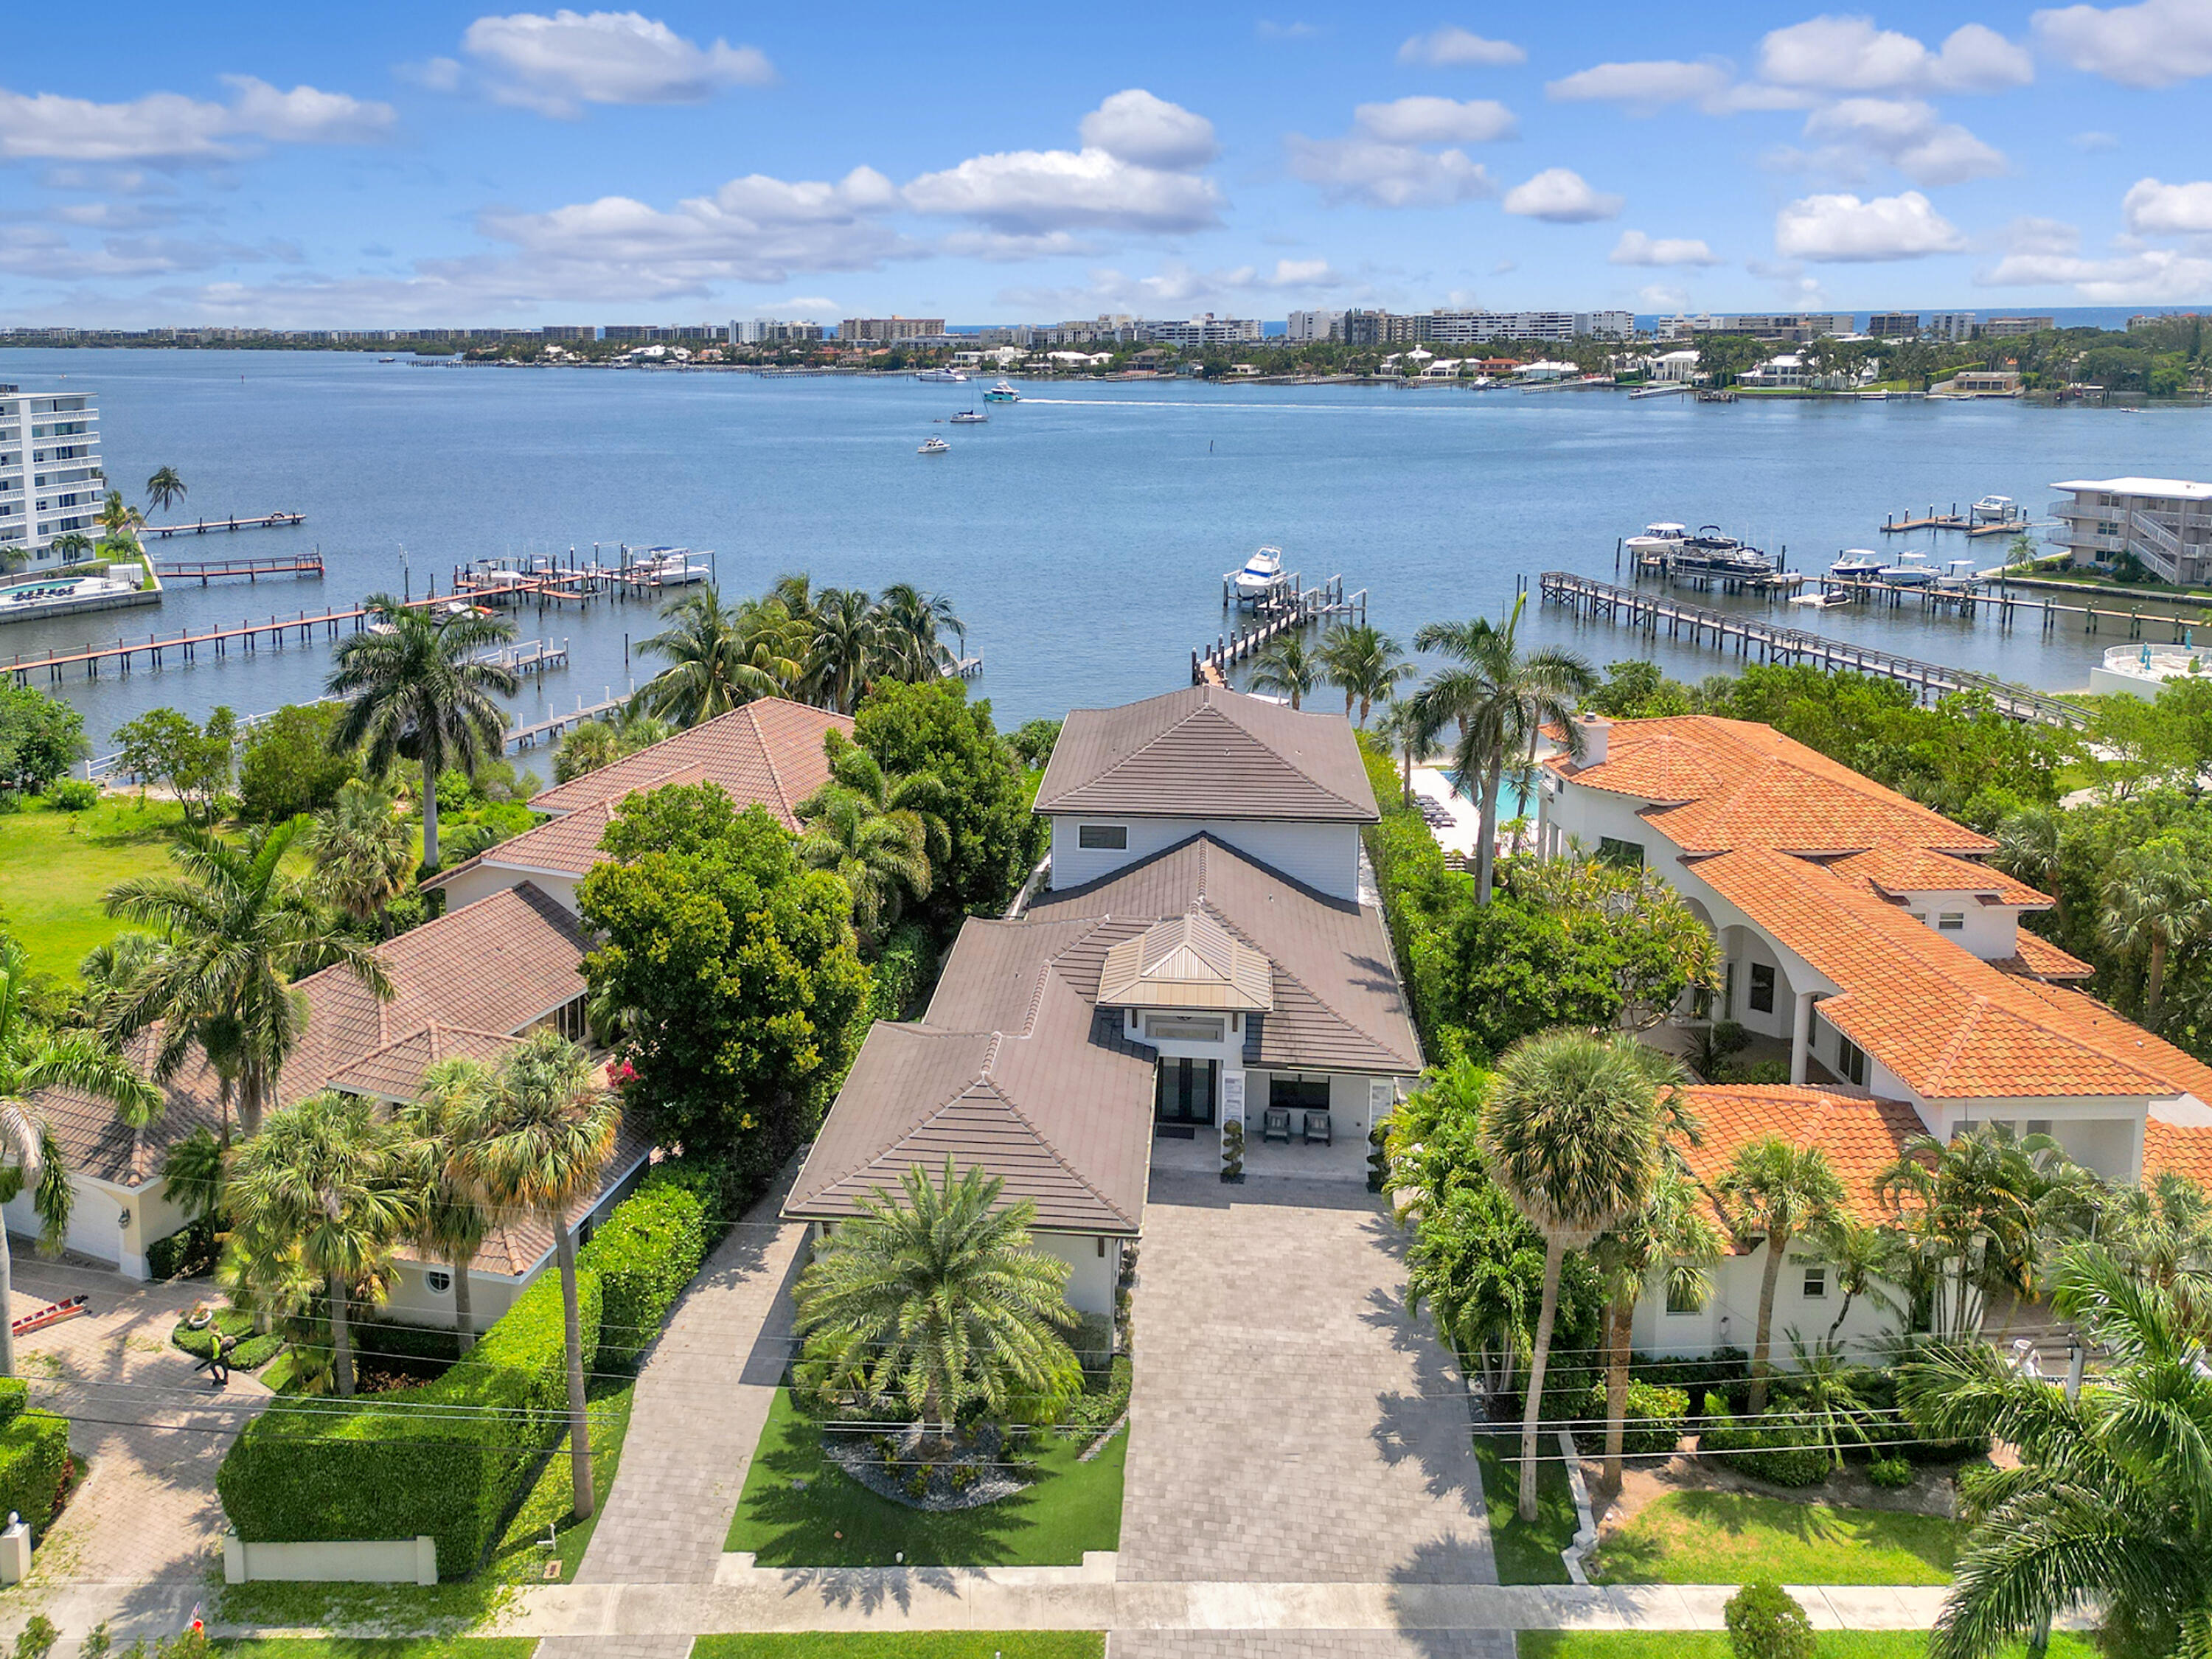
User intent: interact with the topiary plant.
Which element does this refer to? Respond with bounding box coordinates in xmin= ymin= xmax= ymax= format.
xmin=1725 ymin=1580 xmax=1814 ymax=1659
xmin=1220 ymin=1119 xmax=1245 ymax=1183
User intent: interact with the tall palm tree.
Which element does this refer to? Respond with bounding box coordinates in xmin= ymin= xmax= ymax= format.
xmin=1877 ymin=1124 xmax=2045 ymax=1344
xmin=1593 ymin=1166 xmax=1723 ymax=1492
xmin=144 ymin=467 xmax=187 ymax=516
xmin=225 ymin=1090 xmax=414 ymax=1397
xmin=102 ymin=818 xmax=389 ymax=1138
xmin=876 ymin=583 xmax=965 ymax=681
xmin=401 ymin=1057 xmax=497 ymax=1353
xmin=302 ymin=780 xmax=413 ymax=926
xmin=46 ymin=532 xmax=94 ymax=565
xmin=1990 ymin=805 xmax=2067 ymax=936
xmin=2098 ymin=838 xmax=2212 ymax=1026
xmin=633 ymin=587 xmax=803 ymax=727
xmin=1482 ymin=1028 xmax=1668 ymax=1520
xmin=793 ymin=1156 xmax=1080 ymax=1431
xmin=1416 ymin=594 xmax=1595 ymax=903
xmin=1247 ymin=633 xmax=1320 ymax=710
xmin=1802 ymin=1212 xmax=1904 ymax=1344
xmin=453 ymin=1029 xmax=622 ymax=1520
xmin=1719 ymin=1136 xmax=1846 ymax=1413
xmin=1373 ymin=695 xmax=1441 ymax=807
xmin=795 ymin=741 xmax=950 ymax=945
xmin=1318 ymin=624 xmax=1412 ymax=726
xmin=94 ymin=490 xmax=145 ymax=544
xmin=807 ymin=586 xmax=889 ymax=714
xmin=327 ymin=595 xmax=518 ymax=871
xmin=1901 ymin=1245 xmax=2212 ymax=1659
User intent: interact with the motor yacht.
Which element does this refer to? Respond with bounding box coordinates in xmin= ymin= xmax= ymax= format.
xmin=1970 ymin=495 xmax=2017 ymax=524
xmin=1828 ymin=551 xmax=1885 ymax=580
xmin=981 ymin=381 xmax=1020 ymax=403
xmin=918 ymin=436 xmax=950 ymax=455
xmin=1624 ymin=522 xmax=1689 ymax=560
xmin=1668 ymin=525 xmax=1776 ymax=578
xmin=915 ymin=366 xmax=967 ymax=383
xmin=1233 ymin=546 xmax=1286 ymax=599
xmin=949 ymin=409 xmax=988 ymax=423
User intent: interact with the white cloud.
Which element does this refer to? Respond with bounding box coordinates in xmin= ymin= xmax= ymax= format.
xmin=939 ymin=229 xmax=1105 ymax=261
xmin=1610 ymin=229 xmax=1722 ymax=266
xmin=2003 ymin=215 xmax=2083 ymax=254
xmin=1756 ymin=15 xmax=2031 ymax=93
xmin=461 ymin=10 xmax=773 ymax=116
xmin=1982 ymin=247 xmax=2212 ymax=299
xmin=0 ymin=80 xmax=394 ymax=162
xmin=1502 ymin=167 xmax=1624 ymax=223
xmin=2073 ymin=130 xmax=2120 ymax=150
xmin=1078 ymin=89 xmax=1218 ymax=170
xmin=2122 ymin=176 xmax=2212 ymax=234
xmin=1802 ymin=98 xmax=2006 ymax=185
xmin=1352 ymin=96 xmax=1517 ymax=144
xmin=999 ymin=257 xmax=1343 ymax=317
xmin=1774 ymin=189 xmax=1966 ymax=260
xmin=0 ymin=225 xmax=302 ymax=279
xmin=2034 ymin=0 xmax=2212 ymax=86
xmin=1397 ymin=27 xmax=1526 ymax=66
xmin=1545 ymin=59 xmax=1735 ymax=112
xmin=904 ymin=148 xmax=1220 ymax=234
xmin=1284 ymin=135 xmax=1495 ymax=208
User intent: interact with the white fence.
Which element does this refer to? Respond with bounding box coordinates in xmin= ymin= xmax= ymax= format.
xmin=223 ymin=1532 xmax=437 ymax=1585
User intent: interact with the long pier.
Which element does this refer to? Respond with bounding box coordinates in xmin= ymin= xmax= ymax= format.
xmin=1538 ymin=571 xmax=2092 ymax=727
xmin=142 ymin=512 xmax=305 ymax=538
xmin=1192 ymin=574 xmax=1366 ymax=686
xmin=2 ymin=594 xmax=458 ymax=686
xmin=1881 ymin=504 xmax=2031 ymax=538
xmin=153 ymin=552 xmax=325 ymax=584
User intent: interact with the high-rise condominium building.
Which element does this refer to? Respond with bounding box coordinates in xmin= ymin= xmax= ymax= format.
xmin=1285 ymin=310 xmax=1347 ymax=342
xmin=1866 ymin=313 xmax=1921 ymax=338
xmin=0 ymin=384 xmax=103 ymax=562
xmin=840 ymin=316 xmax=947 ymax=343
xmin=1928 ymin=312 xmax=1977 ymax=341
xmin=1981 ymin=316 xmax=2056 ymax=338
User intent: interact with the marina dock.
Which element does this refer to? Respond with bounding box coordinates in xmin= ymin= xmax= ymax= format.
xmin=1194 ymin=573 xmax=1366 ymax=686
xmin=1881 ymin=503 xmax=2031 ymax=538
xmin=142 ymin=512 xmax=305 ymax=538
xmin=1538 ymin=570 xmax=2091 ymax=727
xmin=153 ymin=552 xmax=325 ymax=584
xmin=5 ymin=594 xmax=445 ymax=686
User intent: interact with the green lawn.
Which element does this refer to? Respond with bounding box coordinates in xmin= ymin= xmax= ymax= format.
xmin=1588 ymin=1491 xmax=1965 ymax=1585
xmin=1520 ymin=1633 xmax=2099 ymax=1659
xmin=213 ymin=1643 xmax=536 ymax=1659
xmin=0 ymin=794 xmax=186 ymax=978
xmin=1470 ymin=1433 xmax=1579 ymax=1585
xmin=726 ymin=1389 xmax=1126 ymax=1568
xmin=695 ymin=1638 xmax=1105 ymax=1659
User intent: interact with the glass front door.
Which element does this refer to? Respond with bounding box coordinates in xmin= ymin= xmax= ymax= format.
xmin=1155 ymin=1057 xmax=1218 ymax=1124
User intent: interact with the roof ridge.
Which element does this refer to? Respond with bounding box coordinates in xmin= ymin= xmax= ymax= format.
xmin=1196 ymin=897 xmax=1408 ymax=1069
xmin=1077 ymin=701 xmax=1371 ymax=819
xmin=975 ymin=1064 xmax=1139 ymax=1231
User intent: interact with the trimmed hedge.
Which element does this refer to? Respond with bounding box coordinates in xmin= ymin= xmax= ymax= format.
xmin=0 ymin=1379 xmax=26 ymax=1429
xmin=0 ymin=1411 xmax=71 ymax=1539
xmin=1701 ymin=1412 xmax=1832 ymax=1488
xmin=866 ymin=922 xmax=939 ymax=1022
xmin=146 ymin=1221 xmax=215 ymax=1281
xmin=1579 ymin=1380 xmax=1690 ymax=1457
xmin=578 ymin=1165 xmax=719 ymax=1370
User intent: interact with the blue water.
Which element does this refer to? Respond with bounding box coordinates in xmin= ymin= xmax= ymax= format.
xmin=4 ymin=347 xmax=2209 ymax=750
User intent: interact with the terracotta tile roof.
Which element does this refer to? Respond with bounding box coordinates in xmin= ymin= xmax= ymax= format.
xmin=1679 ymin=1085 xmax=1927 ymax=1228
xmin=1827 ymin=843 xmax=2050 ymax=907
xmin=1035 ymin=686 xmax=1379 ymax=822
xmin=526 ymin=698 xmax=852 ymax=824
xmin=2143 ymin=1119 xmax=2212 ymax=1192
xmin=1991 ymin=931 xmax=2096 ymax=981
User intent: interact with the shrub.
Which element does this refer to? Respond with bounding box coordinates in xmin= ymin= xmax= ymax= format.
xmin=1701 ymin=1411 xmax=1832 ymax=1488
xmin=145 ymin=1221 xmax=215 ymax=1281
xmin=865 ymin=922 xmax=937 ymax=1022
xmin=1867 ymin=1455 xmax=1914 ymax=1489
xmin=1062 ymin=1354 xmax=1133 ymax=1430
xmin=1581 ymin=1380 xmax=1690 ymax=1456
xmin=0 ymin=1380 xmax=27 ymax=1429
xmin=1725 ymin=1580 xmax=1815 ymax=1659
xmin=1638 ymin=1346 xmax=1748 ymax=1417
xmin=578 ymin=1165 xmax=718 ymax=1369
xmin=0 ymin=1412 xmax=71 ymax=1538
xmin=44 ymin=780 xmax=97 ymax=813
xmin=237 ymin=703 xmax=355 ymax=821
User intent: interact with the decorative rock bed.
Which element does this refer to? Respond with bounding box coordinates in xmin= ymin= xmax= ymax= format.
xmin=824 ymin=1422 xmax=1032 ymax=1512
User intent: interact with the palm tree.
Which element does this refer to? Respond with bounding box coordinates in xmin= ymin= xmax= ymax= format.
xmin=1878 ymin=1124 xmax=2046 ymax=1344
xmin=1318 ymin=624 xmax=1412 ymax=726
xmin=2097 ymin=839 xmax=2212 ymax=1026
xmin=94 ymin=490 xmax=145 ymax=544
xmin=1719 ymin=1136 xmax=1846 ymax=1413
xmin=1990 ymin=806 xmax=2067 ymax=936
xmin=102 ymin=817 xmax=389 ymax=1138
xmin=877 ymin=583 xmax=965 ymax=681
xmin=1372 ymin=695 xmax=1441 ymax=807
xmin=145 ymin=467 xmax=187 ymax=516
xmin=1900 ymin=1245 xmax=2212 ymax=1659
xmin=401 ymin=1057 xmax=496 ymax=1353
xmin=1416 ymin=594 xmax=1595 ymax=903
xmin=161 ymin=1124 xmax=226 ymax=1239
xmin=1801 ymin=1212 xmax=1903 ymax=1345
xmin=327 ymin=594 xmax=519 ymax=871
xmin=793 ymin=1156 xmax=1081 ymax=1432
xmin=225 ymin=1090 xmax=414 ymax=1397
xmin=1593 ymin=1166 xmax=1723 ymax=1492
xmin=1247 ymin=633 xmax=1320 ymax=709
xmin=633 ymin=587 xmax=802 ymax=726
xmin=808 ymin=586 xmax=888 ymax=714
xmin=302 ymin=780 xmax=413 ymax=925
xmin=1482 ymin=1028 xmax=1669 ymax=1520
xmin=46 ymin=532 xmax=94 ymax=565
xmin=794 ymin=742 xmax=950 ymax=945
xmin=553 ymin=720 xmax=625 ymax=785
xmin=453 ymin=1029 xmax=622 ymax=1520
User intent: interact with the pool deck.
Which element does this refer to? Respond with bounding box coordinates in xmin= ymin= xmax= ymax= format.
xmin=0 ymin=568 xmax=162 ymax=627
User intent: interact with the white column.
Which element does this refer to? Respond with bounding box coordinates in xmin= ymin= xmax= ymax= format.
xmin=1790 ymin=990 xmax=1815 ymax=1085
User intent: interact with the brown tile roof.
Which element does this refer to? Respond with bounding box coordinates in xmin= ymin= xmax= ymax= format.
xmin=38 ymin=883 xmax=590 ymax=1188
xmin=326 ymin=1024 xmax=521 ymax=1103
xmin=1034 ymin=686 xmax=1379 ymax=822
xmin=1030 ymin=835 xmax=1423 ymax=1074
xmin=1679 ymin=1084 xmax=1927 ymax=1228
xmin=528 ymin=698 xmax=850 ymax=824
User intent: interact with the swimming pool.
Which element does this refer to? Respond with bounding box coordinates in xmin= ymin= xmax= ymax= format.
xmin=1441 ymin=768 xmax=1531 ymax=818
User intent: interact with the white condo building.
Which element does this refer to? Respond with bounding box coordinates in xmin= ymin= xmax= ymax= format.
xmin=0 ymin=384 xmax=104 ymax=560
xmin=2046 ymin=476 xmax=2212 ymax=587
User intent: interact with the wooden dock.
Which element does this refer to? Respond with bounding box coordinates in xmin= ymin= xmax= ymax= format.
xmin=143 ymin=512 xmax=305 ymax=538
xmin=508 ymin=695 xmax=627 ymax=750
xmin=1881 ymin=504 xmax=2031 ymax=538
xmin=1192 ymin=574 xmax=1366 ymax=685
xmin=945 ymin=655 xmax=984 ymax=681
xmin=1538 ymin=570 xmax=2091 ymax=727
xmin=153 ymin=552 xmax=325 ymax=584
xmin=3 ymin=591 xmax=459 ymax=686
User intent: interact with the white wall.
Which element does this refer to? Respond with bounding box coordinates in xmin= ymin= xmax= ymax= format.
xmin=1033 ymin=1231 xmax=1121 ymax=1317
xmin=1630 ymin=1242 xmax=1905 ymax=1362
xmin=1048 ymin=815 xmax=1360 ymax=900
xmin=377 ymin=1259 xmax=526 ymax=1332
xmin=5 ymin=1175 xmax=192 ymax=1281
xmin=435 ymin=861 xmax=581 ymax=915
xmin=1884 ymin=894 xmax=2019 ymax=961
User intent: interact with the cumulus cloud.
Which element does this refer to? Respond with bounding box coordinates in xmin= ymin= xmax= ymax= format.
xmin=1982 ymin=247 xmax=2212 ymax=300
xmin=0 ymin=80 xmax=394 ymax=162
xmin=1078 ymin=88 xmax=1218 ymax=169
xmin=461 ymin=10 xmax=773 ymax=115
xmin=1352 ymin=97 xmax=1517 ymax=143
xmin=1756 ymin=15 xmax=2032 ymax=93
xmin=1397 ymin=27 xmax=1526 ymax=66
xmin=2034 ymin=0 xmax=2212 ymax=86
xmin=2073 ymin=130 xmax=2120 ymax=150
xmin=1774 ymin=189 xmax=1966 ymax=260
xmin=1802 ymin=97 xmax=2006 ymax=185
xmin=2122 ymin=176 xmax=2212 ymax=234
xmin=1501 ymin=167 xmax=1624 ymax=223
xmin=2003 ymin=215 xmax=2083 ymax=255
xmin=1610 ymin=229 xmax=1722 ymax=265
xmin=1545 ymin=59 xmax=1735 ymax=112
xmin=1284 ymin=135 xmax=1495 ymax=208
xmin=0 ymin=224 xmax=302 ymax=279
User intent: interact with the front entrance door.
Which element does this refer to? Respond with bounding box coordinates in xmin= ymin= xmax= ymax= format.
xmin=1156 ymin=1058 xmax=1218 ymax=1125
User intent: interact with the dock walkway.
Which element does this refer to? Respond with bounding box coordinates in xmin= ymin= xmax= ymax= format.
xmin=142 ymin=512 xmax=305 ymax=538
xmin=153 ymin=552 xmax=324 ymax=584
xmin=1193 ymin=574 xmax=1366 ymax=685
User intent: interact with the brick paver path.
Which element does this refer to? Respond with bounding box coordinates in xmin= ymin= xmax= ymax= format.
xmin=1116 ymin=1172 xmax=1495 ymax=1587
xmin=7 ymin=1253 xmax=268 ymax=1587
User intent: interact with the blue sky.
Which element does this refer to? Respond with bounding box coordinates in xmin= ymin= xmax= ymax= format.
xmin=4 ymin=1 xmax=2211 ymax=327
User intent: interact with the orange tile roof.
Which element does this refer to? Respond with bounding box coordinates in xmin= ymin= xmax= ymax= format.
xmin=528 ymin=697 xmax=850 ymax=824
xmin=2143 ymin=1119 xmax=2212 ymax=1192
xmin=1992 ymin=931 xmax=2095 ymax=981
xmin=1827 ymin=843 xmax=2049 ymax=906
xmin=1678 ymin=1085 xmax=1927 ymax=1228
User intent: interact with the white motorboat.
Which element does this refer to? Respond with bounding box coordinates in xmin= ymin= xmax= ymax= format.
xmin=1829 ymin=551 xmax=1885 ymax=580
xmin=949 ymin=409 xmax=988 ymax=423
xmin=1970 ymin=495 xmax=2017 ymax=524
xmin=1625 ymin=522 xmax=1690 ymax=558
xmin=918 ymin=436 xmax=950 ymax=455
xmin=632 ymin=546 xmax=706 ymax=584
xmin=1937 ymin=558 xmax=1984 ymax=592
xmin=1234 ymin=546 xmax=1286 ymax=599
xmin=915 ymin=366 xmax=967 ymax=383
xmin=1878 ymin=552 xmax=1937 ymax=585
xmin=982 ymin=380 xmax=1019 ymax=403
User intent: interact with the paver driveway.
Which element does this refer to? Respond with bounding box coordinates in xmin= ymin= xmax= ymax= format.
xmin=1116 ymin=1171 xmax=1495 ymax=1587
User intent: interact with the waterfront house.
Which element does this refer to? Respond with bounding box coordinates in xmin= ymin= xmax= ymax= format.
xmin=2045 ymin=476 xmax=2212 ymax=586
xmin=1537 ymin=712 xmax=2212 ymax=1354
xmin=785 ymin=686 xmax=1425 ymax=1312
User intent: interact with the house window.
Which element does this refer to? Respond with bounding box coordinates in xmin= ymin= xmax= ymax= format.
xmin=1077 ymin=824 xmax=1127 ymax=850
xmin=1937 ymin=913 xmax=1965 ymax=932
xmin=556 ymin=994 xmax=590 ymax=1042
xmin=1837 ymin=1034 xmax=1867 ymax=1086
xmin=1748 ymin=962 xmax=1776 ymax=1015
xmin=426 ymin=1270 xmax=452 ymax=1295
xmin=1802 ymin=1267 xmax=1828 ymax=1300
xmin=1597 ymin=836 xmax=1644 ymax=869
xmin=1269 ymin=1075 xmax=1332 ymax=1113
xmin=1145 ymin=1014 xmax=1224 ymax=1043
xmin=1665 ymin=1276 xmax=1705 ymax=1315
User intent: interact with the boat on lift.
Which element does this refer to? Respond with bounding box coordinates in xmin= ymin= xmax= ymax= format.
xmin=1625 ymin=522 xmax=1690 ymax=559
xmin=1668 ymin=524 xmax=1776 ymax=578
xmin=918 ymin=436 xmax=950 ymax=455
xmin=1937 ymin=558 xmax=1985 ymax=593
xmin=1969 ymin=495 xmax=2017 ymax=524
xmin=1233 ymin=546 xmax=1287 ymax=599
xmin=1829 ymin=551 xmax=1885 ymax=580
xmin=1877 ymin=551 xmax=1937 ymax=585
